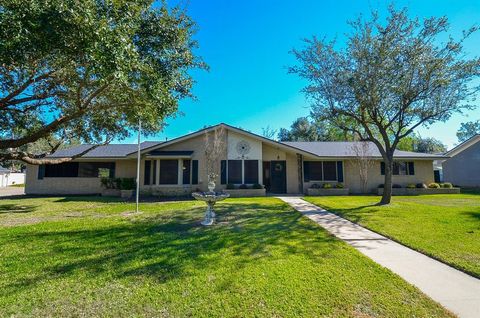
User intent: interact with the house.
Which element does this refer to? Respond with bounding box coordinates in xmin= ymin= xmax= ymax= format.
xmin=0 ymin=166 xmax=25 ymax=187
xmin=25 ymin=123 xmax=446 ymax=196
xmin=442 ymin=134 xmax=480 ymax=187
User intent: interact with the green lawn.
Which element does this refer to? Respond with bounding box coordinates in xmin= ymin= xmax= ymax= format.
xmin=305 ymin=194 xmax=480 ymax=278
xmin=0 ymin=196 xmax=452 ymax=317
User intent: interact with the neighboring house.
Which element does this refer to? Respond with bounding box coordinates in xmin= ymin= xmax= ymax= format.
xmin=0 ymin=166 xmax=25 ymax=187
xmin=442 ymin=134 xmax=480 ymax=187
xmin=25 ymin=123 xmax=445 ymax=195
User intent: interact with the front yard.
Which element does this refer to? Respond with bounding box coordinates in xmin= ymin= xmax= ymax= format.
xmin=305 ymin=193 xmax=480 ymax=278
xmin=0 ymin=196 xmax=452 ymax=317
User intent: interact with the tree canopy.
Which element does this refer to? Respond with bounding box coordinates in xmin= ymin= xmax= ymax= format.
xmin=290 ymin=6 xmax=480 ymax=204
xmin=457 ymin=120 xmax=480 ymax=142
xmin=278 ymin=117 xmax=355 ymax=141
xmin=0 ymin=0 xmax=206 ymax=164
xmin=397 ymin=133 xmax=447 ymax=153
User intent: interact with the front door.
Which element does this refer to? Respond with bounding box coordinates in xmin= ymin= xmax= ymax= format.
xmin=270 ymin=161 xmax=286 ymax=193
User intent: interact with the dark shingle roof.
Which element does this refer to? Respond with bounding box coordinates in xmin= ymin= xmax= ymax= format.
xmin=47 ymin=141 xmax=163 ymax=158
xmin=282 ymin=141 xmax=447 ymax=159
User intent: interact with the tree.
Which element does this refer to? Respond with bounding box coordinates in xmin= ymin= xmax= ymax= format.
xmin=204 ymin=126 xmax=226 ymax=188
xmin=351 ymin=141 xmax=375 ymax=193
xmin=278 ymin=117 xmax=318 ymax=141
xmin=397 ymin=133 xmax=446 ymax=153
xmin=290 ymin=6 xmax=480 ymax=204
xmin=457 ymin=120 xmax=480 ymax=142
xmin=278 ymin=116 xmax=355 ymax=141
xmin=0 ymin=1 xmax=205 ymax=165
xmin=261 ymin=126 xmax=277 ymax=140
xmin=413 ymin=136 xmax=447 ymax=153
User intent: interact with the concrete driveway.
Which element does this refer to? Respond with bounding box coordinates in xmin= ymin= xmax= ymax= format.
xmin=0 ymin=187 xmax=25 ymax=197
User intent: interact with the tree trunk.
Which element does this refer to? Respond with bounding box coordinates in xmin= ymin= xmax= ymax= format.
xmin=380 ymin=156 xmax=393 ymax=205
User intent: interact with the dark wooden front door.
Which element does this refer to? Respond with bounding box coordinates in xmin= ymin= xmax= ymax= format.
xmin=270 ymin=161 xmax=286 ymax=193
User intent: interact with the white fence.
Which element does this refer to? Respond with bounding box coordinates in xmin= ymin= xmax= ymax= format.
xmin=0 ymin=173 xmax=25 ymax=187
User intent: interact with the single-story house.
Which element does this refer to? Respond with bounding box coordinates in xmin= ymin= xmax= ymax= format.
xmin=0 ymin=166 xmax=25 ymax=187
xmin=442 ymin=134 xmax=480 ymax=187
xmin=25 ymin=123 xmax=446 ymax=195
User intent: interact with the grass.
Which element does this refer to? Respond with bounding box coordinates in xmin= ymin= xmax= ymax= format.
xmin=305 ymin=193 xmax=480 ymax=278
xmin=8 ymin=183 xmax=24 ymax=187
xmin=0 ymin=196 xmax=453 ymax=317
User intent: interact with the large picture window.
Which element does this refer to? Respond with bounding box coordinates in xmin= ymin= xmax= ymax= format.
xmin=381 ymin=161 xmax=415 ymax=176
xmin=303 ymin=161 xmax=343 ymax=182
xmin=227 ymin=160 xmax=242 ymax=184
xmin=78 ymin=162 xmax=115 ymax=178
xmin=45 ymin=162 xmax=79 ymax=178
xmin=42 ymin=162 xmax=115 ymax=178
xmin=159 ymin=159 xmax=178 ymax=184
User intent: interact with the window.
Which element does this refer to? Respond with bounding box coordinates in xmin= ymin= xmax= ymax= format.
xmin=78 ymin=162 xmax=115 ymax=178
xmin=192 ymin=160 xmax=199 ymax=184
xmin=144 ymin=160 xmax=151 ymax=185
xmin=221 ymin=160 xmax=227 ymax=184
xmin=303 ymin=161 xmax=322 ymax=181
xmin=159 ymin=159 xmax=178 ymax=184
xmin=244 ymin=160 xmax=259 ymax=184
xmin=42 ymin=162 xmax=115 ymax=178
xmin=182 ymin=159 xmax=191 ymax=184
xmin=44 ymin=162 xmax=79 ymax=177
xmin=152 ymin=160 xmax=157 ymax=185
xmin=381 ymin=161 xmax=415 ymax=175
xmin=227 ymin=160 xmax=242 ymax=184
xmin=323 ymin=161 xmax=337 ymax=181
xmin=304 ymin=161 xmax=342 ymax=182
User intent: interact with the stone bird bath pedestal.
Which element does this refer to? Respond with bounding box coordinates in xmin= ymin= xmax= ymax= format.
xmin=192 ymin=190 xmax=230 ymax=226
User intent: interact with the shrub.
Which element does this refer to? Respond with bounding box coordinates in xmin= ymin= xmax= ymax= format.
xmin=392 ymin=184 xmax=402 ymax=188
xmin=101 ymin=177 xmax=122 ymax=189
xmin=416 ymin=183 xmax=427 ymax=189
xmin=239 ymin=184 xmax=248 ymax=189
xmin=322 ymin=183 xmax=332 ymax=189
xmin=120 ymin=178 xmax=136 ymax=190
xmin=428 ymin=182 xmax=440 ymax=189
xmin=226 ymin=183 xmax=235 ymax=189
xmin=378 ymin=184 xmax=384 ymax=188
xmin=252 ymin=183 xmax=263 ymax=189
xmin=310 ymin=183 xmax=321 ymax=189
xmin=406 ymin=184 xmax=416 ymax=189
xmin=441 ymin=182 xmax=453 ymax=188
xmin=335 ymin=183 xmax=344 ymax=189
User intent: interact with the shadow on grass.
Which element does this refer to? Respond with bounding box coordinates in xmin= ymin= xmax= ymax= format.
xmin=0 ymin=204 xmax=37 ymax=214
xmin=2 ymin=201 xmax=338 ymax=295
xmin=318 ymin=203 xmax=381 ymax=224
xmin=462 ymin=211 xmax=480 ymax=222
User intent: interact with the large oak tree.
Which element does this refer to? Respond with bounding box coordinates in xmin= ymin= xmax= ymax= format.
xmin=0 ymin=0 xmax=205 ymax=164
xmin=290 ymin=6 xmax=480 ymax=204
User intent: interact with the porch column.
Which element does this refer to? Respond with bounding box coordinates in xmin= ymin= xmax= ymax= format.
xmin=155 ymin=159 xmax=160 ymax=185
xmin=178 ymin=159 xmax=183 ymax=185
xmin=297 ymin=154 xmax=303 ymax=194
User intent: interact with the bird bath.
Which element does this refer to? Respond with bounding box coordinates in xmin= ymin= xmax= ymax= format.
xmin=192 ymin=191 xmax=230 ymax=226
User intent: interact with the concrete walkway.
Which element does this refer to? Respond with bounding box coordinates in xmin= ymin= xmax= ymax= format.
xmin=279 ymin=196 xmax=480 ymax=318
xmin=0 ymin=187 xmax=24 ymax=197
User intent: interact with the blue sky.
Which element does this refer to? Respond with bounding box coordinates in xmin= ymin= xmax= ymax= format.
xmin=127 ymin=0 xmax=480 ymax=149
